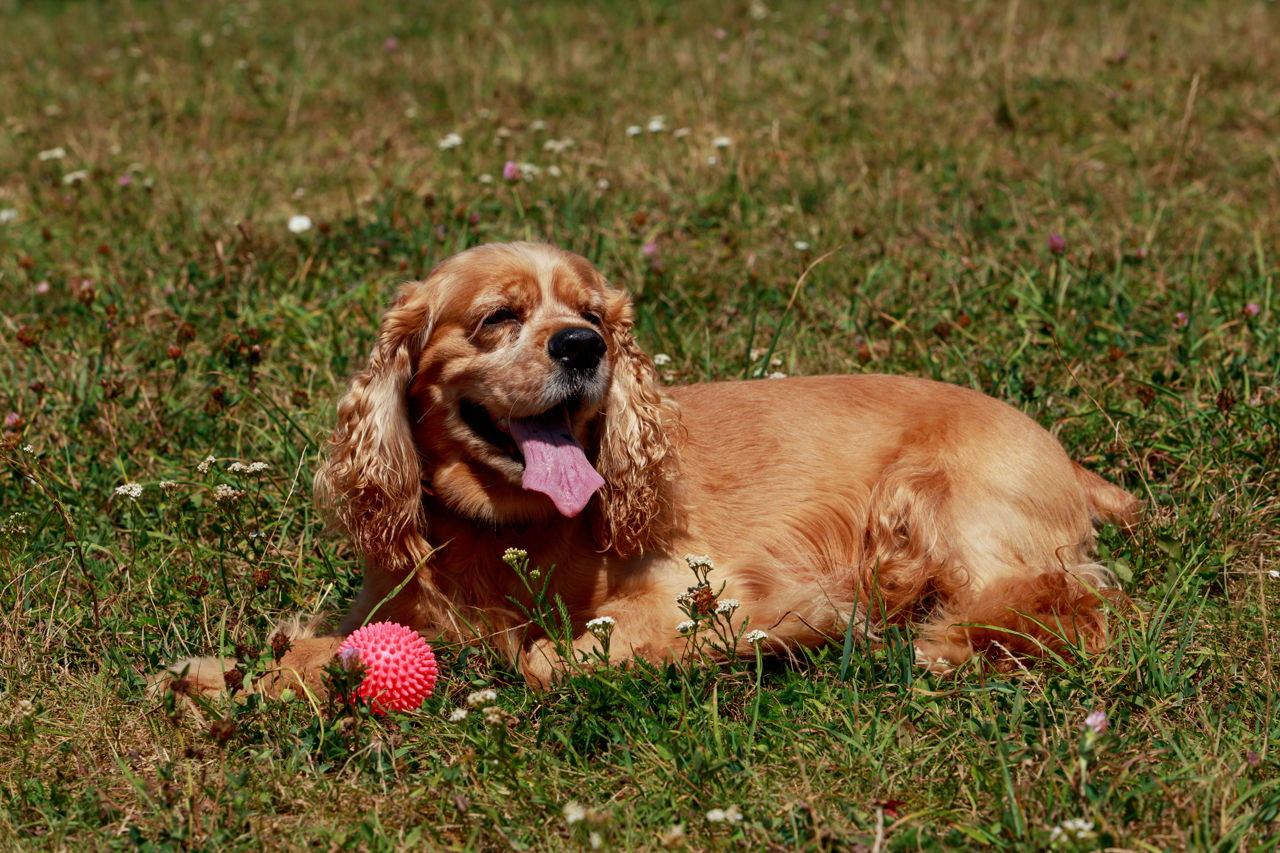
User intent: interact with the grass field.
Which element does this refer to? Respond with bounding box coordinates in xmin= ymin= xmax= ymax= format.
xmin=2 ymin=0 xmax=1279 ymax=849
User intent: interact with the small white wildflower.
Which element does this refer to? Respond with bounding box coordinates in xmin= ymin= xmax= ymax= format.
xmin=37 ymin=147 xmax=66 ymax=161
xmin=477 ymin=173 xmax=494 ymax=184
xmin=466 ymin=688 xmax=498 ymax=708
xmin=495 ymin=126 xmax=513 ymax=140
xmin=749 ymin=1 xmax=769 ymax=20
xmin=706 ymin=805 xmax=742 ymax=823
xmin=437 ymin=133 xmax=463 ymax=150
xmin=228 ymin=461 xmax=270 ymax=474
xmin=1049 ymin=818 xmax=1095 ymax=841
xmin=22 ymin=445 xmax=34 ymax=454
xmin=0 ymin=209 xmax=17 ymax=224
xmin=158 ymin=480 xmax=178 ymax=492
xmin=448 ymin=707 xmax=469 ymax=722
xmin=542 ymin=137 xmax=575 ymax=153
xmin=626 ymin=125 xmax=642 ymax=137
xmin=715 ymin=598 xmax=740 ymax=614
xmin=529 ymin=119 xmax=547 ymax=131
xmin=546 ymin=165 xmax=562 ymax=177
xmin=794 ymin=240 xmax=810 ymax=251
xmin=653 ymin=353 xmax=673 ymax=366
xmin=684 ymin=554 xmax=714 ymax=571
xmin=213 ymin=484 xmax=244 ymax=504
xmin=62 ymin=170 xmax=89 ymax=185
xmin=517 ymin=161 xmax=540 ymax=178
xmin=197 ymin=455 xmax=216 ymax=474
xmin=586 ymin=616 xmax=616 ymax=637
xmin=676 ymin=620 xmax=696 ymax=634
xmin=673 ymin=127 xmax=691 ymax=138
xmin=675 ymin=590 xmax=695 ymax=606
xmin=563 ymin=801 xmax=586 ymax=825
xmin=596 ymin=178 xmax=610 ymax=190
xmin=743 ymin=629 xmax=767 ymax=644
xmin=17 ymin=699 xmax=35 ymax=718
xmin=482 ymin=705 xmax=511 ymax=726
xmin=712 ymin=136 xmax=732 ymax=148
xmin=114 ymin=483 xmax=143 ymax=500
xmin=767 ymin=371 xmax=788 ymax=379
xmin=287 ymin=214 xmax=312 ymax=234
xmin=647 ymin=115 xmax=666 ymax=133
xmin=707 ymin=155 xmax=718 ymax=166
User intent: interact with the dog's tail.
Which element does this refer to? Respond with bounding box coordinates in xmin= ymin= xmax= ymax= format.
xmin=1073 ymin=462 xmax=1142 ymax=531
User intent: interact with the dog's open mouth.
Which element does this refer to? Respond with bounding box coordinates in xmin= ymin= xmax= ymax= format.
xmin=459 ymin=398 xmax=605 ymax=518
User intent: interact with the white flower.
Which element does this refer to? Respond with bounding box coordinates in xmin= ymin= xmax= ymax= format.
xmin=22 ymin=445 xmax=34 ymax=454
xmin=706 ymin=805 xmax=742 ymax=823
xmin=653 ymin=353 xmax=672 ymax=366
xmin=16 ymin=699 xmax=35 ymax=718
xmin=684 ymin=554 xmax=714 ymax=571
xmin=596 ymin=178 xmax=610 ymax=190
xmin=546 ymin=165 xmax=562 ymax=177
xmin=197 ymin=455 xmax=217 ymax=474
xmin=646 ymin=115 xmax=666 ymax=133
xmin=158 ymin=480 xmax=178 ymax=492
xmin=563 ymin=801 xmax=586 ymax=824
xmin=1269 ymin=570 xmax=1279 ymax=580
xmin=287 ymin=215 xmax=312 ymax=234
xmin=586 ymin=616 xmax=616 ymax=637
xmin=743 ymin=629 xmax=767 ymax=644
xmin=542 ymin=137 xmax=575 ymax=153
xmin=114 ymin=483 xmax=143 ymax=500
xmin=213 ymin=484 xmax=244 ymax=504
xmin=466 ymin=688 xmax=498 ymax=708
xmin=715 ymin=599 xmax=740 ymax=614
xmin=767 ymin=371 xmax=788 ymax=379
xmin=529 ymin=119 xmax=547 ymax=132
xmin=673 ymin=127 xmax=691 ymax=138
xmin=477 ymin=173 xmax=494 ymax=184
xmin=1048 ymin=818 xmax=1095 ymax=842
xmin=676 ymin=620 xmax=696 ymax=634
xmin=62 ymin=170 xmax=89 ymax=185
xmin=37 ymin=147 xmax=66 ymax=161
xmin=626 ymin=125 xmax=642 ymax=137
xmin=707 ymin=156 xmax=718 ymax=166
xmin=0 ymin=209 xmax=17 ymax=224
xmin=712 ymin=136 xmax=732 ymax=148
xmin=448 ymin=707 xmax=468 ymax=722
xmin=793 ymin=240 xmax=810 ymax=251
xmin=482 ymin=705 xmax=511 ymax=726
xmin=437 ymin=133 xmax=463 ymax=150
xmin=228 ymin=461 xmax=269 ymax=474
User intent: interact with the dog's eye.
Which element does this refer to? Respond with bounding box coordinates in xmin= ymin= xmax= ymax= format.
xmin=483 ymin=308 xmax=518 ymax=326
xmin=580 ymin=311 xmax=602 ymax=327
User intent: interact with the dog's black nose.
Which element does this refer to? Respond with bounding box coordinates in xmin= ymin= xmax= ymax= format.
xmin=548 ymin=326 xmax=606 ymax=371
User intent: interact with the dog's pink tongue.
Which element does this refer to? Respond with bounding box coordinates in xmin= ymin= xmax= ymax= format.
xmin=508 ymin=413 xmax=605 ymax=517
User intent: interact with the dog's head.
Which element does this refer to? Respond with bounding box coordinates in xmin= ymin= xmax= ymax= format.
xmin=315 ymin=242 xmax=676 ymax=572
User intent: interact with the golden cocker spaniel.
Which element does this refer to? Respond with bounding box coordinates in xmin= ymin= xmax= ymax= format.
xmin=169 ymin=241 xmax=1139 ymax=695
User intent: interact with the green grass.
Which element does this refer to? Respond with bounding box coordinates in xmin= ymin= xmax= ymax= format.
xmin=1 ymin=0 xmax=1278 ymax=848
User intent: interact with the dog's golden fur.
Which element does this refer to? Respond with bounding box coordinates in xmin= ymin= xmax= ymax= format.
xmin=163 ymin=242 xmax=1139 ymax=696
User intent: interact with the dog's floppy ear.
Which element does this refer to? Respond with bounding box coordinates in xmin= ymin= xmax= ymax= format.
xmin=593 ymin=285 xmax=679 ymax=557
xmin=314 ymin=283 xmax=434 ymax=573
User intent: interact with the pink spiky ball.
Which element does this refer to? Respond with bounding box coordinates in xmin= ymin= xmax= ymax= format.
xmin=336 ymin=622 xmax=439 ymax=714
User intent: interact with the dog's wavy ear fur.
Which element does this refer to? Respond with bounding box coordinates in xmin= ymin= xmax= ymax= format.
xmin=314 ymin=283 xmax=434 ymax=573
xmin=593 ymin=285 xmax=679 ymax=557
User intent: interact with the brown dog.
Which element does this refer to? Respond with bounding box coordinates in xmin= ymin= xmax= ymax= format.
xmin=163 ymin=242 xmax=1138 ymax=697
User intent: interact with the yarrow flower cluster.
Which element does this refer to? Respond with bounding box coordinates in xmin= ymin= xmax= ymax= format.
xmin=437 ymin=132 xmax=463 ymax=150
xmin=465 ymin=688 xmax=498 ymax=708
xmin=653 ymin=353 xmax=672 ymax=367
xmin=197 ymin=455 xmax=217 ymax=474
xmin=706 ymin=805 xmax=743 ymax=824
xmin=287 ymin=214 xmax=312 ymax=234
xmin=675 ymin=620 xmax=696 ymax=634
xmin=447 ymin=707 xmax=468 ymax=722
xmin=714 ymin=598 xmax=740 ymax=614
xmin=1048 ymin=818 xmax=1095 ymax=843
xmin=213 ymin=484 xmax=244 ymax=504
xmin=114 ymin=483 xmax=143 ymax=500
xmin=684 ymin=554 xmax=713 ymax=572
xmin=586 ymin=616 xmax=615 ymax=638
xmin=227 ymin=461 xmax=270 ymax=474
xmin=743 ymin=629 xmax=768 ymax=644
